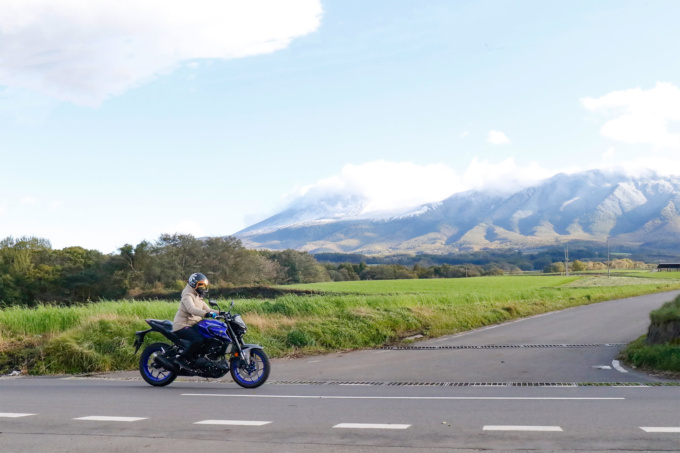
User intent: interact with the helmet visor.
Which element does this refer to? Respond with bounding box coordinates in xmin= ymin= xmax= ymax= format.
xmin=195 ymin=279 xmax=209 ymax=293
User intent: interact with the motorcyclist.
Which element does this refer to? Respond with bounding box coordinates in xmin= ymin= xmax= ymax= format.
xmin=172 ymin=272 xmax=218 ymax=369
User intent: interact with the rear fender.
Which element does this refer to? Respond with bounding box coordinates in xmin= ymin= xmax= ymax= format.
xmin=133 ymin=328 xmax=153 ymax=354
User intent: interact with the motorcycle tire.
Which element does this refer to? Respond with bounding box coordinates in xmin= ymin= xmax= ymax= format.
xmin=139 ymin=342 xmax=178 ymax=387
xmin=230 ymin=348 xmax=270 ymax=389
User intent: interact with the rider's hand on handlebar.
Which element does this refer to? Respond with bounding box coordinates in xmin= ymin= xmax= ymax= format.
xmin=205 ymin=311 xmax=218 ymax=319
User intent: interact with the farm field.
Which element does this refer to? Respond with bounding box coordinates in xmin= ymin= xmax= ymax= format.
xmin=2 ymin=274 xmax=680 ymax=375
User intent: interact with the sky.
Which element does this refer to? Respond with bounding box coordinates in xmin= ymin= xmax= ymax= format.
xmin=1 ymin=0 xmax=680 ymax=253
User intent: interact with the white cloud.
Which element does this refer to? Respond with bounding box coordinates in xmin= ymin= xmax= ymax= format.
xmin=50 ymin=201 xmax=63 ymax=211
xmin=170 ymin=220 xmax=205 ymax=237
xmin=584 ymin=156 xmax=680 ymax=179
xmin=0 ymin=205 xmax=6 ymax=215
xmin=581 ymin=82 xmax=680 ymax=148
xmin=21 ymin=196 xmax=38 ymax=205
xmin=283 ymin=159 xmax=560 ymax=216
xmin=256 ymin=156 xmax=680 ymax=226
xmin=602 ymin=147 xmax=615 ymax=161
xmin=286 ymin=161 xmax=464 ymax=214
xmin=487 ymin=130 xmax=510 ymax=145
xmin=460 ymin=131 xmax=470 ymax=138
xmin=461 ymin=157 xmax=555 ymax=194
xmin=0 ymin=0 xmax=322 ymax=106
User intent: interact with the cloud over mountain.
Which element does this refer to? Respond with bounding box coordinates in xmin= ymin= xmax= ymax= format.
xmin=237 ymin=169 xmax=680 ymax=255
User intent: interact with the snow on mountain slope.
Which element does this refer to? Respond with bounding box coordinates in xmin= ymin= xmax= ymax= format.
xmin=234 ymin=170 xmax=680 ymax=254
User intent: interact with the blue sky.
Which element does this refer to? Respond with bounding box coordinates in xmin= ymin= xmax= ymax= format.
xmin=1 ymin=0 xmax=679 ymax=252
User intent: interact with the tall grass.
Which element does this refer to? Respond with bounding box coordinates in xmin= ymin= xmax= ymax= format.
xmin=2 ymin=275 xmax=680 ymax=375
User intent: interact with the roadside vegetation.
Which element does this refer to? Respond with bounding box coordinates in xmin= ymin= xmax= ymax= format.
xmin=620 ymin=295 xmax=680 ymax=374
xmin=3 ymin=275 xmax=680 ymax=375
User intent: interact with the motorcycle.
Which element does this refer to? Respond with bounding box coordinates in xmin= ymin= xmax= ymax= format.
xmin=133 ymin=299 xmax=270 ymax=388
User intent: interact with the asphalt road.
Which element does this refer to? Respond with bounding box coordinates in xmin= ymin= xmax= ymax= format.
xmin=1 ymin=290 xmax=679 ymax=452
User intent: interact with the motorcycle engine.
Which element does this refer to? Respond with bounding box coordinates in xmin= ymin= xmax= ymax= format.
xmin=195 ymin=338 xmax=229 ymax=378
xmin=194 ymin=356 xmax=229 ymax=378
xmin=203 ymin=338 xmax=227 ymax=359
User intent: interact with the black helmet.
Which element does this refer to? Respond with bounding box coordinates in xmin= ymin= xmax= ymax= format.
xmin=188 ymin=272 xmax=209 ymax=295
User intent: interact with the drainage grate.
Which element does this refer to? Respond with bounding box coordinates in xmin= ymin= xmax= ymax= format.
xmin=379 ymin=343 xmax=627 ymax=350
xmin=270 ymin=380 xmax=680 ymax=387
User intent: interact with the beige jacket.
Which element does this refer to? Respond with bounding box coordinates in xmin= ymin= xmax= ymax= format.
xmin=172 ymin=284 xmax=217 ymax=331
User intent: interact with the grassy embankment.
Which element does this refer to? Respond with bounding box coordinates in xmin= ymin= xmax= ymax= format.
xmin=2 ymin=274 xmax=680 ymax=375
xmin=620 ymin=294 xmax=680 ymax=373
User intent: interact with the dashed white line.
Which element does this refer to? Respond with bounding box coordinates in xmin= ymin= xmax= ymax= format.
xmin=74 ymin=416 xmax=148 ymax=422
xmin=484 ymin=425 xmax=563 ymax=432
xmin=0 ymin=413 xmax=34 ymax=418
xmin=334 ymin=423 xmax=411 ymax=430
xmin=593 ymin=365 xmax=612 ymax=370
xmin=195 ymin=420 xmax=271 ymax=426
xmin=306 ymin=360 xmax=321 ymax=363
xmin=640 ymin=427 xmax=680 ymax=433
xmin=611 ymin=360 xmax=629 ymax=373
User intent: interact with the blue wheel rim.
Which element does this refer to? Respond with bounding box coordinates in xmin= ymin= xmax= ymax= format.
xmin=143 ymin=349 xmax=172 ymax=382
xmin=233 ymin=350 xmax=266 ymax=384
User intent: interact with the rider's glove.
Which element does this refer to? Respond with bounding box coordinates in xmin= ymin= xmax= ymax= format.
xmin=205 ymin=312 xmax=217 ymax=319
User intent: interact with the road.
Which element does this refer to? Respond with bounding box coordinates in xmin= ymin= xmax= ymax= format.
xmin=1 ymin=290 xmax=679 ymax=452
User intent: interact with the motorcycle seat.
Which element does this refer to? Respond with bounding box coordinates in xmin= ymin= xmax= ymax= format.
xmin=148 ymin=319 xmax=174 ymax=332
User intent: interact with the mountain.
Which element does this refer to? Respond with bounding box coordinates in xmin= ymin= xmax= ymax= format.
xmin=234 ymin=170 xmax=680 ymax=254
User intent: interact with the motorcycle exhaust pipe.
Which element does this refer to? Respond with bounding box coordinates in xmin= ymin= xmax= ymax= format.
xmin=153 ymin=355 xmax=179 ymax=373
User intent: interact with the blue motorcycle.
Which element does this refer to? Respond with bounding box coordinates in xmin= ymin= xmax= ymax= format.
xmin=133 ymin=300 xmax=270 ymax=388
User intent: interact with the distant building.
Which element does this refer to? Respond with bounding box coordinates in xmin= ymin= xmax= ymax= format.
xmin=657 ymin=263 xmax=680 ymax=271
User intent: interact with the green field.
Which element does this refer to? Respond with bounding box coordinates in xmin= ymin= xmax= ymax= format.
xmin=285 ymin=275 xmax=580 ymax=294
xmin=2 ymin=274 xmax=680 ymax=375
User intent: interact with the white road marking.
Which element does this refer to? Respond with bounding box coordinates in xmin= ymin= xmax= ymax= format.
xmin=640 ymin=427 xmax=680 ymax=433
xmin=74 ymin=416 xmax=148 ymax=422
xmin=306 ymin=360 xmax=321 ymax=363
xmin=182 ymin=394 xmax=624 ymax=401
xmin=611 ymin=360 xmax=629 ymax=373
xmin=195 ymin=420 xmax=271 ymax=426
xmin=334 ymin=423 xmax=410 ymax=429
xmin=593 ymin=365 xmax=612 ymax=370
xmin=484 ymin=425 xmax=563 ymax=432
xmin=0 ymin=413 xmax=35 ymax=418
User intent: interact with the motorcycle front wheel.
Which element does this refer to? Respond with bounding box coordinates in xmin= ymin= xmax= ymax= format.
xmin=230 ymin=349 xmax=270 ymax=389
xmin=139 ymin=342 xmax=177 ymax=387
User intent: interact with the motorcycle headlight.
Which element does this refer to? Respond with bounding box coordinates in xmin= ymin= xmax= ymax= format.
xmin=233 ymin=314 xmax=247 ymax=331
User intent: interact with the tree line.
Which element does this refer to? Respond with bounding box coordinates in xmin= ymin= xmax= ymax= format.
xmin=0 ymin=235 xmax=329 ymax=306
xmin=0 ymin=235 xmax=657 ymax=306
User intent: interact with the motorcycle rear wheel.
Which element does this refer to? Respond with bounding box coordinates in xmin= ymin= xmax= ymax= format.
xmin=139 ymin=342 xmax=178 ymax=387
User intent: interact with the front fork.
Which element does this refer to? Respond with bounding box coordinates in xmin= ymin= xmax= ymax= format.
xmin=228 ymin=339 xmax=251 ymax=365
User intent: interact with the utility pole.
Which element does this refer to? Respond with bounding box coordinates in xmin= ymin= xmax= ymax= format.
xmin=564 ymin=247 xmax=569 ymax=276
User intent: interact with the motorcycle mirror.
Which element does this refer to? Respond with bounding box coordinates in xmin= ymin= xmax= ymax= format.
xmin=230 ymin=300 xmax=234 ymax=309
xmin=208 ymin=299 xmax=219 ymax=308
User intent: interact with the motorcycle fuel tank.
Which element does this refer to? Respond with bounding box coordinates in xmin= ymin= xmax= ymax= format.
xmin=197 ymin=319 xmax=231 ymax=340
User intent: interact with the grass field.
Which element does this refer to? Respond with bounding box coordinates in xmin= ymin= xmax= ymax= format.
xmin=2 ymin=274 xmax=680 ymax=375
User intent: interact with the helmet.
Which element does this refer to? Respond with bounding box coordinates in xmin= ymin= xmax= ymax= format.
xmin=188 ymin=273 xmax=209 ymax=295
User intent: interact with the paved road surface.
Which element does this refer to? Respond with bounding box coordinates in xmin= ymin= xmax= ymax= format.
xmin=1 ymin=290 xmax=679 ymax=452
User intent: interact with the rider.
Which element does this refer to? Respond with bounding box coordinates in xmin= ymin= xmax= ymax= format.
xmin=172 ymin=272 xmax=218 ymax=368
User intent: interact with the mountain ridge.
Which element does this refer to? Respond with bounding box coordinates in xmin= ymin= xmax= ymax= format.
xmin=235 ymin=170 xmax=680 ymax=254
